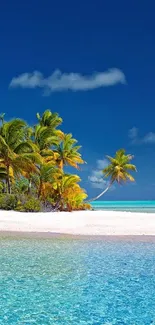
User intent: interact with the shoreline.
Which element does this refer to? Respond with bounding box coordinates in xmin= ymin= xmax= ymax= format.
xmin=1 ymin=231 xmax=155 ymax=242
xmin=1 ymin=210 xmax=155 ymax=237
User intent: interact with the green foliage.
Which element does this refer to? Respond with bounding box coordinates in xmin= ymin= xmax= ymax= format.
xmin=22 ymin=197 xmax=41 ymax=212
xmin=87 ymin=149 xmax=137 ymax=202
xmin=12 ymin=178 xmax=29 ymax=194
xmin=103 ymin=149 xmax=137 ymax=184
xmin=0 ymin=110 xmax=137 ymax=210
xmin=55 ymin=133 xmax=84 ymax=169
xmin=0 ymin=194 xmax=18 ymax=210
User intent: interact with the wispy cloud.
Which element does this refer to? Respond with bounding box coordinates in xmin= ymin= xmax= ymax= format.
xmin=96 ymin=158 xmax=109 ymax=170
xmin=9 ymin=68 xmax=126 ymax=94
xmin=143 ymin=132 xmax=155 ymax=143
xmin=128 ymin=127 xmax=155 ymax=144
xmin=88 ymin=170 xmax=108 ymax=189
xmin=88 ymin=158 xmax=115 ymax=190
xmin=128 ymin=127 xmax=138 ymax=141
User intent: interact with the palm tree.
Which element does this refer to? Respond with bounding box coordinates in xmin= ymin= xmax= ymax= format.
xmin=36 ymin=163 xmax=61 ymax=198
xmin=34 ymin=110 xmax=64 ymax=164
xmin=32 ymin=111 xmax=64 ymax=198
xmin=35 ymin=110 xmax=63 ymax=149
xmin=0 ymin=110 xmax=88 ymax=211
xmin=61 ymin=175 xmax=88 ymax=211
xmin=0 ymin=119 xmax=40 ymax=193
xmin=36 ymin=110 xmax=62 ymax=128
xmin=87 ymin=149 xmax=136 ymax=202
xmin=21 ymin=152 xmax=43 ymax=194
xmin=0 ymin=164 xmax=8 ymax=193
xmin=55 ymin=133 xmax=84 ymax=170
xmin=52 ymin=173 xmax=84 ymax=211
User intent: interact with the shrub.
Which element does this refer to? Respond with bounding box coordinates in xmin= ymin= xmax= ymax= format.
xmin=22 ymin=197 xmax=41 ymax=212
xmin=15 ymin=204 xmax=24 ymax=212
xmin=0 ymin=194 xmax=18 ymax=210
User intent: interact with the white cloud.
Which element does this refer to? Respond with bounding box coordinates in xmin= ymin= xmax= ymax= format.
xmin=9 ymin=68 xmax=126 ymax=93
xmin=128 ymin=127 xmax=155 ymax=144
xmin=143 ymin=132 xmax=155 ymax=144
xmin=88 ymin=158 xmax=111 ymax=190
xmin=96 ymin=158 xmax=109 ymax=169
xmin=128 ymin=127 xmax=138 ymax=140
xmin=88 ymin=170 xmax=108 ymax=189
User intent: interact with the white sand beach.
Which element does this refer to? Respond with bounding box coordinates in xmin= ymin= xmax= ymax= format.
xmin=0 ymin=210 xmax=155 ymax=236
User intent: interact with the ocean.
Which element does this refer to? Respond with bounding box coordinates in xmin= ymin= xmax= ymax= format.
xmin=0 ymin=237 xmax=155 ymax=324
xmin=91 ymin=200 xmax=155 ymax=212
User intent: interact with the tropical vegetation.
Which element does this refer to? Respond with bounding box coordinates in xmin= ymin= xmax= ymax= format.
xmin=0 ymin=111 xmax=136 ymax=211
xmin=0 ymin=110 xmax=90 ymax=211
xmin=88 ymin=149 xmax=136 ymax=202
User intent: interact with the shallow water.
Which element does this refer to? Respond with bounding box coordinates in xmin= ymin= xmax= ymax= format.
xmin=91 ymin=200 xmax=155 ymax=212
xmin=0 ymin=237 xmax=155 ymax=324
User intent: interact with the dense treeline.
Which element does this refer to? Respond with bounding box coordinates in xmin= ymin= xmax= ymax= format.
xmin=0 ymin=110 xmax=90 ymax=211
xmin=0 ymin=110 xmax=137 ymax=212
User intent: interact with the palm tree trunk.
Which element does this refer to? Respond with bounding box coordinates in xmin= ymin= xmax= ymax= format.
xmin=28 ymin=179 xmax=32 ymax=195
xmin=54 ymin=198 xmax=61 ymax=211
xmin=86 ymin=182 xmax=113 ymax=203
xmin=59 ymin=159 xmax=63 ymax=171
xmin=6 ymin=165 xmax=11 ymax=194
xmin=38 ymin=180 xmax=42 ymax=198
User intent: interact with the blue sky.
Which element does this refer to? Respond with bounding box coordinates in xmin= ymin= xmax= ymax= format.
xmin=0 ymin=0 xmax=155 ymax=200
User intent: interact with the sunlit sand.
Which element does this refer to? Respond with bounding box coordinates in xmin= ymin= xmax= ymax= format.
xmin=0 ymin=210 xmax=155 ymax=236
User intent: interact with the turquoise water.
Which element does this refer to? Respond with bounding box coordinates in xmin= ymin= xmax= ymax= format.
xmin=1 ymin=237 xmax=155 ymax=324
xmin=91 ymin=200 xmax=155 ymax=212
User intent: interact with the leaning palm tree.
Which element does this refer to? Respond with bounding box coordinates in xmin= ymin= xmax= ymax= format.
xmin=55 ymin=133 xmax=84 ymax=170
xmin=87 ymin=149 xmax=137 ymax=202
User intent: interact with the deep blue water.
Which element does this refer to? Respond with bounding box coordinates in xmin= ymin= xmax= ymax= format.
xmin=1 ymin=238 xmax=155 ymax=324
xmin=91 ymin=200 xmax=155 ymax=212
